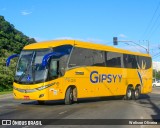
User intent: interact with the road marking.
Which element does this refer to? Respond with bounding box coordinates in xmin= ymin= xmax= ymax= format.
xmin=59 ymin=111 xmax=67 ymax=115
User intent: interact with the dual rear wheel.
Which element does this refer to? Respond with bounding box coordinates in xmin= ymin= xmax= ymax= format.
xmin=125 ymin=86 xmax=140 ymax=100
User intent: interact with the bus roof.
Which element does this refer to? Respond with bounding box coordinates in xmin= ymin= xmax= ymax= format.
xmin=24 ymin=40 xmax=151 ymax=57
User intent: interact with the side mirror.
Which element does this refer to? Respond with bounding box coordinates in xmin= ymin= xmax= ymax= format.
xmin=6 ymin=54 xmax=19 ymax=67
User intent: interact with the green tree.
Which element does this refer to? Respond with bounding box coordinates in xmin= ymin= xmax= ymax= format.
xmin=0 ymin=15 xmax=36 ymax=91
xmin=153 ymin=69 xmax=160 ymax=80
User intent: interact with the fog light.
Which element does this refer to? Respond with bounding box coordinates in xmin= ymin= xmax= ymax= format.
xmin=39 ymin=94 xmax=44 ymax=98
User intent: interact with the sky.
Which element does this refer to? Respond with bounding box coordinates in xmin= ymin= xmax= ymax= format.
xmin=0 ymin=0 xmax=160 ymax=61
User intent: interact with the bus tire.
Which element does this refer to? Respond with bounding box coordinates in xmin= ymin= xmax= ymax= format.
xmin=65 ymin=87 xmax=73 ymax=105
xmin=133 ymin=87 xmax=140 ymax=100
xmin=37 ymin=100 xmax=45 ymax=105
xmin=125 ymin=87 xmax=133 ymax=100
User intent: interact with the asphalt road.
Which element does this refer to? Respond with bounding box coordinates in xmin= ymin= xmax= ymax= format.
xmin=0 ymin=87 xmax=160 ymax=128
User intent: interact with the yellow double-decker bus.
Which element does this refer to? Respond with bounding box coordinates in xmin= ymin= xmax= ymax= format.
xmin=6 ymin=40 xmax=152 ymax=104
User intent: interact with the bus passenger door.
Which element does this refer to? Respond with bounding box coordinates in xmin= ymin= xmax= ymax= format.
xmin=47 ymin=59 xmax=64 ymax=100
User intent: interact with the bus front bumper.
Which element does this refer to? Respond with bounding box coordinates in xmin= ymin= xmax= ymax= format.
xmin=13 ymin=88 xmax=48 ymax=101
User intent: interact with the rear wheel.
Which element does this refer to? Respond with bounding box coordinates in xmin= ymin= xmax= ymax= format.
xmin=65 ymin=87 xmax=73 ymax=105
xmin=133 ymin=87 xmax=140 ymax=100
xmin=125 ymin=87 xmax=133 ymax=100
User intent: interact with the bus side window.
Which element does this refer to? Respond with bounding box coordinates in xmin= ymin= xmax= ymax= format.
xmin=105 ymin=52 xmax=122 ymax=68
xmin=68 ymin=47 xmax=94 ymax=67
xmin=49 ymin=59 xmax=59 ymax=79
xmin=59 ymin=55 xmax=69 ymax=76
xmin=124 ymin=54 xmax=138 ymax=69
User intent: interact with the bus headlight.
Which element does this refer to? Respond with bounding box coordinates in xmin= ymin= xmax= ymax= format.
xmin=13 ymin=82 xmax=55 ymax=93
xmin=36 ymin=83 xmax=55 ymax=91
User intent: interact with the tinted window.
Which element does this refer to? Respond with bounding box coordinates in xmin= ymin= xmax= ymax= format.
xmin=92 ymin=50 xmax=105 ymax=66
xmin=123 ymin=54 xmax=138 ymax=69
xmin=68 ymin=47 xmax=105 ymax=67
xmin=68 ymin=46 xmax=152 ymax=70
xmin=53 ymin=45 xmax=73 ymax=54
xmin=105 ymin=52 xmax=122 ymax=68
xmin=52 ymin=45 xmax=73 ymax=75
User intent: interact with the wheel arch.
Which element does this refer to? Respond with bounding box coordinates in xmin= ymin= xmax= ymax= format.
xmin=127 ymin=84 xmax=134 ymax=89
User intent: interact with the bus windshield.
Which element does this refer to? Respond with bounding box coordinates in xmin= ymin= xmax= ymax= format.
xmin=14 ymin=45 xmax=73 ymax=84
xmin=14 ymin=49 xmax=52 ymax=84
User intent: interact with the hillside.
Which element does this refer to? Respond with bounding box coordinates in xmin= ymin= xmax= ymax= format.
xmin=0 ymin=15 xmax=36 ymax=91
xmin=0 ymin=16 xmax=36 ymax=54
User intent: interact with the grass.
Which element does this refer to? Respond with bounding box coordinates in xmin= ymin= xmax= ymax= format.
xmin=0 ymin=90 xmax=12 ymax=95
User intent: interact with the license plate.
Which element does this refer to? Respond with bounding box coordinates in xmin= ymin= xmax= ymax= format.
xmin=24 ymin=96 xmax=30 ymax=100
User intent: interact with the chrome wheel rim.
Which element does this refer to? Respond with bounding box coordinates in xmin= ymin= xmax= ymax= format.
xmin=127 ymin=89 xmax=132 ymax=98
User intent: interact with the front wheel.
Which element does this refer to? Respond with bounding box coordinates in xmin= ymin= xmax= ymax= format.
xmin=65 ymin=87 xmax=73 ymax=105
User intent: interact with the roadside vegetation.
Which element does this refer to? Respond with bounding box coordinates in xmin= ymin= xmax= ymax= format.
xmin=0 ymin=90 xmax=12 ymax=95
xmin=0 ymin=16 xmax=36 ymax=92
xmin=153 ymin=69 xmax=160 ymax=81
